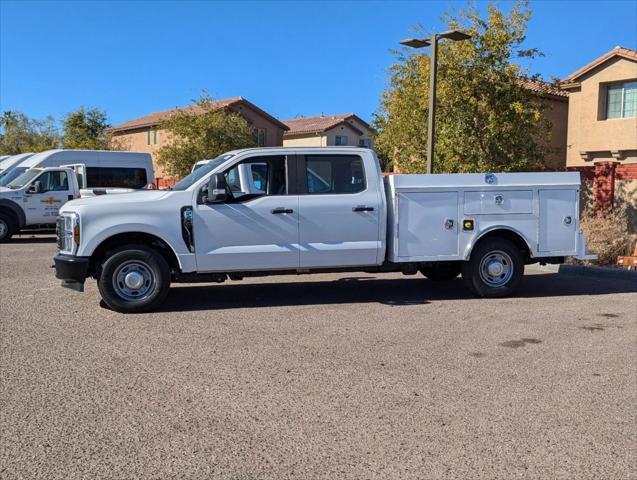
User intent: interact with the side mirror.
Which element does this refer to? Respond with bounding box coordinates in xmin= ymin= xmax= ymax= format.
xmin=27 ymin=180 xmax=43 ymax=194
xmin=205 ymin=173 xmax=228 ymax=203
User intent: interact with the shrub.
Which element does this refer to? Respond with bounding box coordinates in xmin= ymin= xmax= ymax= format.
xmin=579 ymin=205 xmax=633 ymax=266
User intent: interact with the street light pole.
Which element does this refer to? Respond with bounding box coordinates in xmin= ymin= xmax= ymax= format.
xmin=401 ymin=30 xmax=471 ymax=174
xmin=426 ymin=34 xmax=438 ymax=175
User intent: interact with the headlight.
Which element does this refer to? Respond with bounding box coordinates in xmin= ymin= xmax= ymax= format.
xmin=57 ymin=213 xmax=80 ymax=255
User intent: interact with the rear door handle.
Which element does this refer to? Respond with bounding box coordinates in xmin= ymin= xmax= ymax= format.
xmin=271 ymin=208 xmax=293 ymax=214
xmin=353 ymin=206 xmax=375 ymax=212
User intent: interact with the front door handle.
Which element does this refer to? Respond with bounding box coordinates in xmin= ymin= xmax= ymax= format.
xmin=271 ymin=208 xmax=293 ymax=214
xmin=353 ymin=206 xmax=375 ymax=212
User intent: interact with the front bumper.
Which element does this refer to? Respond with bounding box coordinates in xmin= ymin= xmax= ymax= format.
xmin=53 ymin=254 xmax=90 ymax=292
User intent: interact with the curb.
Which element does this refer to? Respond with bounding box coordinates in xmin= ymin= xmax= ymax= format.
xmin=528 ymin=262 xmax=637 ymax=280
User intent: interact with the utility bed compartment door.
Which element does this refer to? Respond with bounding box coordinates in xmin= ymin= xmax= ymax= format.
xmin=538 ymin=189 xmax=577 ymax=253
xmin=464 ymin=190 xmax=533 ymax=215
xmin=398 ymin=192 xmax=459 ymax=258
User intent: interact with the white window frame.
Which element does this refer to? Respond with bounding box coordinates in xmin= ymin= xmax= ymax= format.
xmin=335 ymin=135 xmax=348 ymax=146
xmin=606 ymin=81 xmax=637 ymax=119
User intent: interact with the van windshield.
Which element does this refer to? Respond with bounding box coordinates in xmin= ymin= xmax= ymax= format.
xmin=171 ymin=154 xmax=235 ymax=191
xmin=0 ymin=167 xmax=29 ymax=187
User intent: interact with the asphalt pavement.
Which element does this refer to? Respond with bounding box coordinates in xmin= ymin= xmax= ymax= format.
xmin=1 ymin=234 xmax=636 ymax=479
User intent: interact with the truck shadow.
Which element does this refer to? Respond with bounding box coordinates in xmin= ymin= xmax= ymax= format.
xmin=157 ymin=272 xmax=637 ymax=312
xmin=9 ymin=235 xmax=57 ymax=244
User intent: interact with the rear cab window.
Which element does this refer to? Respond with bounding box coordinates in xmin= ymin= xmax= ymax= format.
xmin=304 ymin=155 xmax=366 ymax=194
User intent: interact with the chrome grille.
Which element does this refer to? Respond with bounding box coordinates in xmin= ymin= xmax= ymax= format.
xmin=56 ymin=217 xmax=65 ymax=250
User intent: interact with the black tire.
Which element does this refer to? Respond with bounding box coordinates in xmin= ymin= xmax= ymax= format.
xmin=0 ymin=213 xmax=16 ymax=243
xmin=98 ymin=245 xmax=171 ymax=313
xmin=461 ymin=238 xmax=524 ymax=298
xmin=420 ymin=263 xmax=461 ymax=281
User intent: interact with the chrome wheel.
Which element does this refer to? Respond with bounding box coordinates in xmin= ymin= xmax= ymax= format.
xmin=0 ymin=220 xmax=7 ymax=239
xmin=112 ymin=260 xmax=156 ymax=301
xmin=478 ymin=250 xmax=513 ymax=287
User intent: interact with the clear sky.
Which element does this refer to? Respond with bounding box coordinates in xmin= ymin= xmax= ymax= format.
xmin=1 ymin=0 xmax=636 ymax=127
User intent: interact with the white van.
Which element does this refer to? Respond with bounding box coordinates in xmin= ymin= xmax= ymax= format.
xmin=0 ymin=153 xmax=35 ymax=181
xmin=0 ymin=150 xmax=154 ymax=194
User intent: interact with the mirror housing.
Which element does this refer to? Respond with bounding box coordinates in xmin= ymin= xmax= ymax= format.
xmin=27 ymin=180 xmax=43 ymax=194
xmin=205 ymin=173 xmax=228 ymax=203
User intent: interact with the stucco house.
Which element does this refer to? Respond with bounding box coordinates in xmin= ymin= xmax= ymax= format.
xmin=560 ymin=47 xmax=637 ymax=213
xmin=517 ymin=77 xmax=570 ymax=171
xmin=282 ymin=114 xmax=375 ymax=148
xmin=109 ymin=97 xmax=289 ymax=179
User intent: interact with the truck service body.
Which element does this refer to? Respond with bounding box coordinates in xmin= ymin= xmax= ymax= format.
xmin=53 ymin=147 xmax=594 ymax=313
xmin=0 ymin=150 xmax=154 ymax=241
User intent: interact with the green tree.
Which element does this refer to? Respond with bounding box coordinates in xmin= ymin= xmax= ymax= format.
xmin=0 ymin=111 xmax=59 ymax=154
xmin=374 ymin=1 xmax=551 ymax=173
xmin=157 ymin=95 xmax=257 ymax=178
xmin=61 ymin=106 xmax=111 ymax=150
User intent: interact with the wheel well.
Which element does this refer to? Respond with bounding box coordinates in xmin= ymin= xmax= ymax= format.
xmin=0 ymin=207 xmax=18 ymax=227
xmin=472 ymin=229 xmax=531 ymax=262
xmin=90 ymin=232 xmax=180 ymax=276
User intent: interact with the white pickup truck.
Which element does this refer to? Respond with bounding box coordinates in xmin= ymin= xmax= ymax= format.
xmin=0 ymin=161 xmax=151 ymax=242
xmin=53 ymin=147 xmax=593 ymax=313
xmin=0 ymin=166 xmax=82 ymax=241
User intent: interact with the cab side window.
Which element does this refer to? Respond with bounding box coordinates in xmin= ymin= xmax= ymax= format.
xmin=38 ymin=171 xmax=69 ymax=192
xmin=305 ymin=155 xmax=365 ymax=194
xmin=223 ymin=155 xmax=287 ymax=198
xmin=224 ymin=166 xmax=242 ymax=192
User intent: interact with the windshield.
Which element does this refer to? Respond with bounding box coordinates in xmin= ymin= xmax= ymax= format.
xmin=171 ymin=154 xmax=235 ymax=191
xmin=0 ymin=167 xmax=29 ymax=187
xmin=5 ymin=168 xmax=42 ymax=189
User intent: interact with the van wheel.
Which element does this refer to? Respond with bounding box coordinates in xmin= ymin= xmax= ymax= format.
xmin=0 ymin=213 xmax=16 ymax=243
xmin=98 ymin=245 xmax=171 ymax=313
xmin=420 ymin=264 xmax=461 ymax=281
xmin=462 ymin=238 xmax=524 ymax=297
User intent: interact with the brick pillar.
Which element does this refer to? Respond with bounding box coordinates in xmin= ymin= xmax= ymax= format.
xmin=593 ymin=162 xmax=618 ymax=214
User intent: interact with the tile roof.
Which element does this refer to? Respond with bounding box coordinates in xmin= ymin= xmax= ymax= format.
xmin=561 ymin=47 xmax=637 ymax=86
xmin=518 ymin=77 xmax=569 ymax=100
xmin=110 ymin=97 xmax=288 ymax=132
xmin=283 ymin=114 xmax=371 ymax=136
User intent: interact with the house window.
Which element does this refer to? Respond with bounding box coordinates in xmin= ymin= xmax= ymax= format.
xmin=147 ymin=128 xmax=158 ymax=145
xmin=335 ymin=135 xmax=348 ymax=146
xmin=256 ymin=128 xmax=267 ymax=146
xmin=606 ymin=81 xmax=637 ymax=119
xmin=358 ymin=138 xmax=371 ymax=148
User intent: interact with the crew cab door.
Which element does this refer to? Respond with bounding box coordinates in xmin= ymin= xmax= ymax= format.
xmin=298 ymin=154 xmax=382 ymax=267
xmin=23 ymin=168 xmax=76 ymax=224
xmin=192 ymin=155 xmax=300 ymax=272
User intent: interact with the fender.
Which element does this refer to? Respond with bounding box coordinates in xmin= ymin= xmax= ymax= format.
xmin=78 ymin=222 xmax=195 ymax=272
xmin=463 ymin=225 xmax=535 ymax=260
xmin=0 ymin=198 xmax=26 ymax=228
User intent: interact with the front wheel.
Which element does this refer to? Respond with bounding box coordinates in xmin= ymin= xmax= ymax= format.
xmin=98 ymin=245 xmax=171 ymax=313
xmin=0 ymin=213 xmax=16 ymax=243
xmin=462 ymin=238 xmax=524 ymax=297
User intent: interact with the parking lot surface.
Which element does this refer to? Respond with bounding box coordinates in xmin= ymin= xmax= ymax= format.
xmin=1 ymin=235 xmax=636 ymax=479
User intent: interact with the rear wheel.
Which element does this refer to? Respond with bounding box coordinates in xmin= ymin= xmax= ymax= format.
xmin=462 ymin=238 xmax=524 ymax=297
xmin=98 ymin=245 xmax=171 ymax=313
xmin=0 ymin=213 xmax=16 ymax=243
xmin=420 ymin=263 xmax=461 ymax=281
